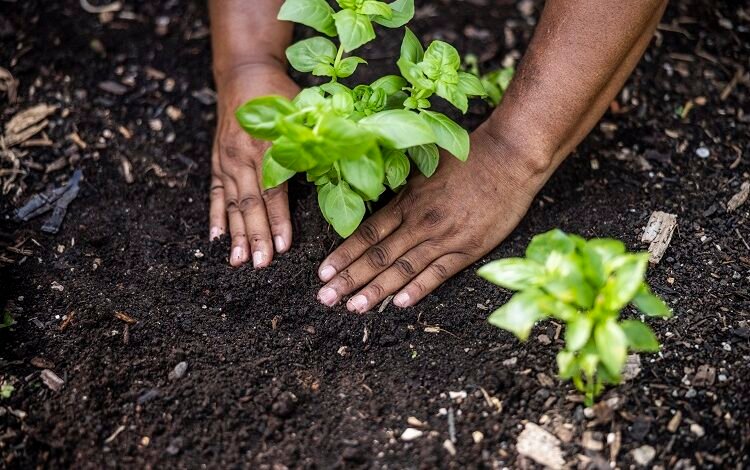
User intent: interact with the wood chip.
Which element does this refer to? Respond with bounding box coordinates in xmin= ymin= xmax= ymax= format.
xmin=667 ymin=410 xmax=682 ymax=433
xmin=59 ymin=310 xmax=76 ymax=331
xmin=641 ymin=211 xmax=677 ymax=264
xmin=98 ymin=80 xmax=128 ymax=95
xmin=3 ymin=104 xmax=57 ymax=146
xmin=516 ymin=423 xmax=565 ymax=470
xmin=40 ymin=369 xmax=64 ymax=392
xmin=727 ymin=181 xmax=749 ymax=212
xmin=30 ymin=357 xmax=55 ymax=369
xmin=114 ymin=311 xmax=137 ymax=324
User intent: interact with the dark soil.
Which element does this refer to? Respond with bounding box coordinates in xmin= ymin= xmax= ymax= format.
xmin=1 ymin=0 xmax=749 ymax=468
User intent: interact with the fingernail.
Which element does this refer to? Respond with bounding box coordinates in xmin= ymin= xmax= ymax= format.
xmin=274 ymin=235 xmax=286 ymax=253
xmin=347 ymin=295 xmax=368 ymax=313
xmin=210 ymin=227 xmax=222 ymax=240
xmin=252 ymin=251 xmax=266 ymax=268
xmin=319 ymin=265 xmax=336 ymax=282
xmin=393 ymin=292 xmax=410 ymax=307
xmin=231 ymin=246 xmax=244 ymax=263
xmin=318 ymin=287 xmax=338 ymax=306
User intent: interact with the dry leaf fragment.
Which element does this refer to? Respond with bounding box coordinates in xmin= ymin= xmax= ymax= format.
xmin=114 ymin=311 xmax=137 ymax=324
xmin=727 ymin=181 xmax=749 ymax=212
xmin=3 ymin=104 xmax=57 ymax=146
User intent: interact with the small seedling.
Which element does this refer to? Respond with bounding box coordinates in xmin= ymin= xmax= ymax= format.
xmin=236 ymin=0 xmax=501 ymax=237
xmin=463 ymin=54 xmax=514 ymax=107
xmin=478 ymin=229 xmax=671 ymax=405
xmin=1 ymin=382 xmax=13 ymax=399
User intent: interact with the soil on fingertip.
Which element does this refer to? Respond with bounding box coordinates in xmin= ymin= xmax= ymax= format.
xmin=1 ymin=0 xmax=749 ymax=468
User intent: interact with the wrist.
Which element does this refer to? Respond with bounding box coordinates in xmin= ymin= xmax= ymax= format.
xmin=213 ymin=55 xmax=287 ymax=90
xmin=475 ymin=115 xmax=555 ymax=181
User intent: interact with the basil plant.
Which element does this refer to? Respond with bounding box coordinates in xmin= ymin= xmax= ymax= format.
xmin=235 ymin=0 xmax=492 ymax=237
xmin=478 ymin=229 xmax=672 ymax=405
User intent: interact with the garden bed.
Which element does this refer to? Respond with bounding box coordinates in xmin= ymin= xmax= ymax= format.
xmin=1 ymin=0 xmax=748 ymax=467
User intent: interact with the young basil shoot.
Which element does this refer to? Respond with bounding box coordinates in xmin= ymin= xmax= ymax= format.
xmin=478 ymin=229 xmax=672 ymax=405
xmin=236 ymin=0 xmax=498 ymax=237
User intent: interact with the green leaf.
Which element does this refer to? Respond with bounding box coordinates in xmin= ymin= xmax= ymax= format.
xmin=371 ymin=75 xmax=408 ymax=95
xmin=320 ymin=82 xmax=353 ymax=96
xmin=525 ymin=229 xmax=576 ymax=264
xmin=358 ymin=110 xmax=435 ymax=149
xmin=594 ymin=318 xmax=628 ymax=378
xmin=565 ymin=315 xmax=593 ymax=351
xmin=542 ymin=251 xmax=595 ymax=309
xmin=261 ymin=148 xmax=296 ymax=190
xmin=620 ymin=320 xmax=660 ymax=352
xmin=399 ymin=27 xmax=424 ymax=63
xmin=335 ymin=56 xmax=367 ymax=78
xmin=371 ymin=0 xmax=414 ymax=27
xmin=557 ymin=350 xmax=577 ymax=379
xmin=324 ymin=181 xmax=366 ymax=237
xmin=632 ymin=283 xmax=672 ymax=318
xmin=293 ymin=87 xmax=327 ymax=108
xmin=278 ymin=0 xmax=337 ymax=36
xmin=333 ymin=10 xmax=376 ymax=52
xmin=419 ymin=110 xmax=469 ymax=161
xmin=457 ymin=71 xmax=487 ymax=97
xmin=421 ymin=41 xmax=461 ymax=79
xmin=477 ymin=258 xmax=544 ymax=291
xmin=312 ymin=63 xmax=337 ymax=77
xmin=317 ymin=113 xmax=376 ymax=160
xmin=487 ymin=289 xmax=547 ymax=341
xmin=397 ymin=57 xmax=434 ymax=91
xmin=360 ymin=0 xmax=391 ymax=18
xmin=435 ymin=81 xmax=468 ymax=113
xmin=272 ymin=137 xmax=317 ymax=172
xmin=340 ymin=151 xmax=385 ymax=200
xmin=331 ymin=92 xmax=355 ymax=115
xmin=598 ymin=253 xmax=649 ymax=311
xmin=285 ymin=37 xmax=337 ymax=73
xmin=0 ymin=383 xmax=13 ymax=399
xmin=317 ymin=182 xmax=335 ymax=225
xmin=235 ymin=96 xmax=297 ymax=140
xmin=580 ymin=239 xmax=623 ymax=288
xmin=407 ymin=143 xmax=439 ymax=177
xmin=384 ymin=149 xmax=410 ymax=189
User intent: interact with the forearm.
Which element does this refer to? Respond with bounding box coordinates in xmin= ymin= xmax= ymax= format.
xmin=485 ymin=0 xmax=668 ymax=171
xmin=209 ymin=0 xmax=293 ymax=86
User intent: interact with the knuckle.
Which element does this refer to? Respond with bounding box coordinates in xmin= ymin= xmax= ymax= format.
xmin=430 ymin=262 xmax=449 ymax=280
xmin=420 ymin=207 xmax=444 ymax=228
xmin=367 ymin=283 xmax=385 ymax=299
xmin=356 ymin=221 xmax=381 ymax=245
xmin=225 ymin=198 xmax=240 ymax=214
xmin=393 ymin=257 xmax=416 ymax=277
xmin=366 ymin=245 xmax=390 ymax=269
xmin=249 ymin=233 xmax=267 ymax=245
xmin=231 ymin=231 xmax=247 ymax=240
xmin=411 ymin=279 xmax=427 ymax=296
xmin=262 ymin=186 xmax=287 ymax=202
xmin=337 ymin=270 xmax=356 ymax=289
xmin=238 ymin=194 xmax=262 ymax=213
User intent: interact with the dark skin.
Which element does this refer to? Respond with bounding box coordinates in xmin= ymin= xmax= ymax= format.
xmin=209 ymin=0 xmax=669 ymax=311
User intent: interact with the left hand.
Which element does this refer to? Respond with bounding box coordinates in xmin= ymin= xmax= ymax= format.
xmin=316 ymin=124 xmax=555 ymax=313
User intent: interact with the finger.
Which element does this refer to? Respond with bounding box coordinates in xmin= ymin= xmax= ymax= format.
xmin=209 ymin=175 xmax=227 ymax=240
xmin=318 ymin=203 xmax=403 ymax=282
xmin=224 ymin=179 xmax=250 ymax=267
xmin=317 ymin=226 xmax=415 ymax=307
xmin=345 ymin=242 xmax=439 ymax=313
xmin=235 ymin=171 xmax=274 ymax=269
xmin=393 ymin=253 xmax=473 ymax=308
xmin=260 ymin=181 xmax=292 ymax=254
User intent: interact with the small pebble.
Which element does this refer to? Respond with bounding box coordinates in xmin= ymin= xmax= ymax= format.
xmin=401 ymin=428 xmax=423 ymax=441
xmin=442 ymin=439 xmax=456 ymax=456
xmin=690 ymin=423 xmax=705 ymax=438
xmin=695 ymin=147 xmax=710 ymax=159
xmin=631 ymin=445 xmax=656 ymax=466
xmin=168 ymin=361 xmax=188 ymax=380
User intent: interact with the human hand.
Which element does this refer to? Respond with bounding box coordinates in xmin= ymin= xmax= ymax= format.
xmin=316 ymin=124 xmax=554 ymax=312
xmin=209 ymin=64 xmax=300 ymax=267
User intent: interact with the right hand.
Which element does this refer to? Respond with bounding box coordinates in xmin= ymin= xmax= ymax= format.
xmin=209 ymin=64 xmax=300 ymax=268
